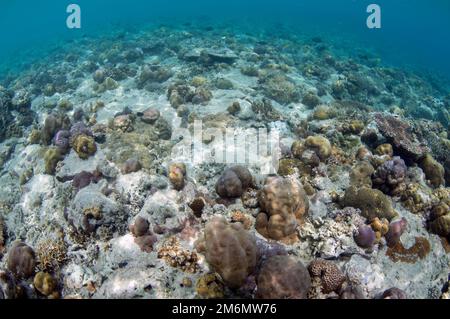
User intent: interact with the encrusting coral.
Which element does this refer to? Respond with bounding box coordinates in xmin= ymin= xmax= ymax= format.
xmin=196 ymin=216 xmax=257 ymax=288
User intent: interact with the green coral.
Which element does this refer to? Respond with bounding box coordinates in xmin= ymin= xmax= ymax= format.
xmin=73 ymin=135 xmax=97 ymax=160
xmin=420 ymin=154 xmax=445 ymax=188
xmin=44 ymin=147 xmax=63 ymax=175
xmin=343 ymin=186 xmax=398 ymax=221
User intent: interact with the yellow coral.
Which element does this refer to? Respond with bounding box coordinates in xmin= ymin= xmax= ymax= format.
xmin=73 ymin=134 xmax=97 ymax=160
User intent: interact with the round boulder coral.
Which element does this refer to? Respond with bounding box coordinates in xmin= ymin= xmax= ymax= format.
xmin=215 ymin=166 xmax=253 ymax=199
xmin=304 ymin=135 xmax=332 ymax=161
xmin=196 ymin=216 xmax=257 ymax=289
xmin=256 ymin=176 xmax=309 ymax=240
xmin=372 ymin=156 xmax=407 ymax=193
xmin=7 ymin=241 xmax=36 ymax=279
xmin=256 ymin=255 xmax=311 ymax=299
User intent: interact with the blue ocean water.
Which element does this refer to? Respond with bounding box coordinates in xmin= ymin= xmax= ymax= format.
xmin=1 ymin=0 xmax=450 ymax=86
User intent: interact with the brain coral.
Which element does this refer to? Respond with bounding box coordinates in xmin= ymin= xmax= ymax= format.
xmin=256 ymin=255 xmax=311 ymax=299
xmin=256 ymin=176 xmax=309 ymax=240
xmin=308 ymin=259 xmax=346 ymax=294
xmin=215 ymin=166 xmax=253 ymax=198
xmin=196 ymin=216 xmax=257 ymax=289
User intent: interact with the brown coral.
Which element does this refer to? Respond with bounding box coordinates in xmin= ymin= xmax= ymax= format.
xmin=169 ymin=163 xmax=186 ymax=191
xmin=386 ymin=237 xmax=431 ymax=263
xmin=33 ymin=272 xmax=59 ymax=298
xmin=215 ymin=166 xmax=253 ymax=198
xmin=308 ymin=259 xmax=346 ymax=294
xmin=36 ymin=238 xmax=67 ymax=272
xmin=196 ymin=216 xmax=257 ymax=288
xmin=7 ymin=241 xmax=36 ymax=279
xmin=158 ymin=237 xmax=199 ymax=273
xmin=304 ymin=135 xmax=332 ymax=161
xmin=256 ymin=176 xmax=309 ymax=240
xmin=256 ymin=255 xmax=311 ymax=299
xmin=196 ymin=273 xmax=225 ymax=299
xmin=420 ymin=154 xmax=445 ymax=188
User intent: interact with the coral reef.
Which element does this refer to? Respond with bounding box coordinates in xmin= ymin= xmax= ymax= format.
xmin=7 ymin=241 xmax=36 ymax=279
xmin=196 ymin=216 xmax=257 ymax=288
xmin=256 ymin=255 xmax=311 ymax=299
xmin=33 ymin=272 xmax=59 ymax=298
xmin=169 ymin=163 xmax=186 ymax=190
xmin=215 ymin=166 xmax=253 ymax=199
xmin=308 ymin=259 xmax=346 ymax=294
xmin=72 ymin=134 xmax=97 ymax=160
xmin=343 ymin=186 xmax=398 ymax=221
xmin=256 ymin=176 xmax=309 ymax=240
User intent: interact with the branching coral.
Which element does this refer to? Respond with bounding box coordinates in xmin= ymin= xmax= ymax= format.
xmin=158 ymin=237 xmax=199 ymax=273
xmin=36 ymin=238 xmax=68 ymax=272
xmin=196 ymin=216 xmax=257 ymax=288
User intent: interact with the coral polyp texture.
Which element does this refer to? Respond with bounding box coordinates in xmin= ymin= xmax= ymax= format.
xmin=0 ymin=18 xmax=448 ymax=300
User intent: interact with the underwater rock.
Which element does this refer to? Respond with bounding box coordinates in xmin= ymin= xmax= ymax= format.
xmin=200 ymin=48 xmax=238 ymax=65
xmin=256 ymin=255 xmax=311 ymax=299
xmin=66 ymin=185 xmax=124 ymax=236
xmin=7 ymin=241 xmax=36 ymax=279
xmin=256 ymin=176 xmax=309 ymax=240
xmin=349 ymin=161 xmax=375 ymax=187
xmin=215 ymin=166 xmax=253 ymax=199
xmin=381 ymin=287 xmax=408 ymax=299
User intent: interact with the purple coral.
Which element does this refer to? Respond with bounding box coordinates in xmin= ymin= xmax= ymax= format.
xmin=70 ymin=122 xmax=93 ymax=138
xmin=354 ymin=224 xmax=376 ymax=248
xmin=72 ymin=170 xmax=101 ymax=190
xmin=385 ymin=218 xmax=407 ymax=247
xmin=54 ymin=130 xmax=70 ymax=153
xmin=373 ymin=156 xmax=407 ymax=193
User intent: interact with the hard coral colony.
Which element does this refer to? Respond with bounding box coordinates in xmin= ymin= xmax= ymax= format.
xmin=0 ymin=5 xmax=449 ymax=302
